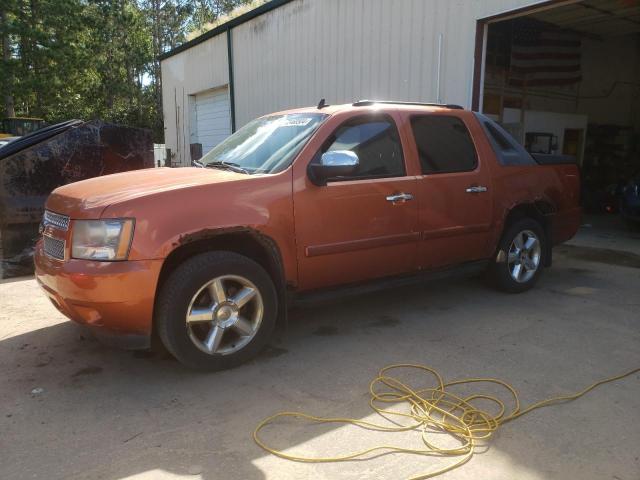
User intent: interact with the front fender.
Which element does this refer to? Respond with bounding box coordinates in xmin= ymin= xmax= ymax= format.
xmin=101 ymin=171 xmax=297 ymax=283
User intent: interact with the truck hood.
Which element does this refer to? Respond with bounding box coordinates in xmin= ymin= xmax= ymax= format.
xmin=46 ymin=167 xmax=247 ymax=218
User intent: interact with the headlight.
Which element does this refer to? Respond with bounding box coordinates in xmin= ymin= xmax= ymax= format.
xmin=71 ymin=219 xmax=135 ymax=261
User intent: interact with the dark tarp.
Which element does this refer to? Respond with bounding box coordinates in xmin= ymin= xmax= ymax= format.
xmin=0 ymin=120 xmax=154 ymax=278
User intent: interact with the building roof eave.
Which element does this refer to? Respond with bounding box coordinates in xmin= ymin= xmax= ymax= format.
xmin=159 ymin=0 xmax=296 ymax=62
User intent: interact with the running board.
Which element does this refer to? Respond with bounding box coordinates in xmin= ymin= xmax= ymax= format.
xmin=291 ymin=260 xmax=489 ymax=307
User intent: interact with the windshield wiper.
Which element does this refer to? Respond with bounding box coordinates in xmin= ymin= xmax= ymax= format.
xmin=205 ymin=161 xmax=251 ymax=175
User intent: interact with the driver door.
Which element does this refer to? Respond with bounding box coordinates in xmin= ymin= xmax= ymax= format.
xmin=292 ymin=113 xmax=419 ymax=291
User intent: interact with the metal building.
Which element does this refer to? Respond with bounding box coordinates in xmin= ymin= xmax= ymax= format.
xmin=160 ymin=0 xmax=640 ymax=170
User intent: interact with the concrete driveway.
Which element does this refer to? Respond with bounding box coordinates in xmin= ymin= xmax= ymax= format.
xmin=1 ymin=226 xmax=639 ymax=480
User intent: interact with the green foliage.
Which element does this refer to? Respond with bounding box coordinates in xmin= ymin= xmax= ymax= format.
xmin=0 ymin=0 xmax=253 ymax=142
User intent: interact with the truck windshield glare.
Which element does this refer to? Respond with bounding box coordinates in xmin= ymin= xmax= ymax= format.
xmin=200 ymin=113 xmax=327 ymax=174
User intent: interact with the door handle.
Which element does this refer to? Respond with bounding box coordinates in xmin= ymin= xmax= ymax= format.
xmin=386 ymin=193 xmax=414 ymax=203
xmin=465 ymin=186 xmax=488 ymax=193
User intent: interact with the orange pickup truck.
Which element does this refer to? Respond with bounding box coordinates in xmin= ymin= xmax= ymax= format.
xmin=35 ymin=101 xmax=581 ymax=370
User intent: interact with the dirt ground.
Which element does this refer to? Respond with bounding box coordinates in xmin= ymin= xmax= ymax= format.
xmin=1 ymin=221 xmax=639 ymax=480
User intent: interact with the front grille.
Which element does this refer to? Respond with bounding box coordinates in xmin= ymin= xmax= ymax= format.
xmin=43 ymin=210 xmax=70 ymax=231
xmin=43 ymin=235 xmax=66 ymax=260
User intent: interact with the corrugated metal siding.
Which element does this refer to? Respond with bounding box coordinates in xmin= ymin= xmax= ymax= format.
xmin=231 ymin=0 xmax=546 ymax=126
xmin=161 ymin=0 xmax=551 ymax=164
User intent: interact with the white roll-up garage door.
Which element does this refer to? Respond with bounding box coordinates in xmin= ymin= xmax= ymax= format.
xmin=192 ymin=87 xmax=232 ymax=156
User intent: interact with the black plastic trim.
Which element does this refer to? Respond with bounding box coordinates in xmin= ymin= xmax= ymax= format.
xmin=531 ymin=153 xmax=578 ymax=165
xmin=292 ymin=260 xmax=489 ymax=307
xmin=353 ymin=100 xmax=464 ymax=110
xmin=473 ymin=113 xmax=537 ymax=167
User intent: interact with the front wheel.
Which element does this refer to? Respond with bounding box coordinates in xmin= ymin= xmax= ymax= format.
xmin=489 ymin=218 xmax=546 ymax=293
xmin=156 ymin=251 xmax=277 ymax=370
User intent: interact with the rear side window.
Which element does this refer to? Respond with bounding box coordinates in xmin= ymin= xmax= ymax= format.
xmin=410 ymin=116 xmax=477 ymax=174
xmin=320 ymin=115 xmax=405 ymax=180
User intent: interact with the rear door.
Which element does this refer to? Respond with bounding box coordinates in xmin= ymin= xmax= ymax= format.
xmin=404 ymin=112 xmax=494 ymax=269
xmin=292 ymin=112 xmax=419 ymax=291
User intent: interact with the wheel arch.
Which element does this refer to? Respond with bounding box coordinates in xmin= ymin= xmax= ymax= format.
xmin=501 ymin=201 xmax=555 ymax=267
xmin=153 ymin=228 xmax=288 ymax=341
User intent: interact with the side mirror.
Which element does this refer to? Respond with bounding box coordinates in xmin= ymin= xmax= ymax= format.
xmin=308 ymin=150 xmax=359 ymax=186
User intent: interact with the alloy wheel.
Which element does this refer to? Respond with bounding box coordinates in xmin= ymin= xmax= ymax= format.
xmin=507 ymin=229 xmax=541 ymax=283
xmin=185 ymin=275 xmax=263 ymax=355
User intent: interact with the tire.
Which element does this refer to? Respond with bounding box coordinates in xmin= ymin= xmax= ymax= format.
xmin=156 ymin=251 xmax=277 ymax=371
xmin=489 ymin=218 xmax=546 ymax=293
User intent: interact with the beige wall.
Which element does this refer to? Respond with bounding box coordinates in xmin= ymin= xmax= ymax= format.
xmin=231 ymin=0 xmax=551 ymax=126
xmin=161 ymin=0 xmax=554 ymax=165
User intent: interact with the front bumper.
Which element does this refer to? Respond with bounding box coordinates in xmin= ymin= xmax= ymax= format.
xmin=34 ymin=240 xmax=163 ymax=350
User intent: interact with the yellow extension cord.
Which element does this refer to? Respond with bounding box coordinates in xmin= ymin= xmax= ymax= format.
xmin=253 ymin=364 xmax=640 ymax=479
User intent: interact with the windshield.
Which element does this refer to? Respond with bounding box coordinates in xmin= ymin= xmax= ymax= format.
xmin=199 ymin=112 xmax=327 ymax=174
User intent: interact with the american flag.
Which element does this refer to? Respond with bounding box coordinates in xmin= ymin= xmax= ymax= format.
xmin=509 ymin=21 xmax=582 ymax=87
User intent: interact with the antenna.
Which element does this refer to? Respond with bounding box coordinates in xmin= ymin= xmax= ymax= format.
xmin=317 ymin=98 xmax=328 ymax=109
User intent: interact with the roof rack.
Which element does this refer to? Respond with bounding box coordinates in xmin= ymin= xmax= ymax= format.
xmin=352 ymin=100 xmax=464 ymax=110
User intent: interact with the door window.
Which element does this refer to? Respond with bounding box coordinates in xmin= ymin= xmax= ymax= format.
xmin=318 ymin=115 xmax=405 ymax=180
xmin=410 ymin=116 xmax=477 ymax=174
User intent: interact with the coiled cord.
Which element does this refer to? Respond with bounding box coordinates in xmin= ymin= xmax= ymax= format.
xmin=254 ymin=364 xmax=639 ymax=479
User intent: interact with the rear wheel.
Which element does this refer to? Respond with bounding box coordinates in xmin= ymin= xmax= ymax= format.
xmin=156 ymin=251 xmax=277 ymax=370
xmin=490 ymin=218 xmax=546 ymax=293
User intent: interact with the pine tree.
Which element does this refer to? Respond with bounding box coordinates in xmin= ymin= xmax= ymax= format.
xmin=0 ymin=0 xmax=257 ymax=142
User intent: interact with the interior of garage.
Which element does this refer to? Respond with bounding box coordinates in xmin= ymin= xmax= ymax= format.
xmin=481 ymin=0 xmax=640 ymax=227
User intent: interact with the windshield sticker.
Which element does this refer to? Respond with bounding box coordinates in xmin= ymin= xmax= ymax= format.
xmin=279 ymin=117 xmax=313 ymax=127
